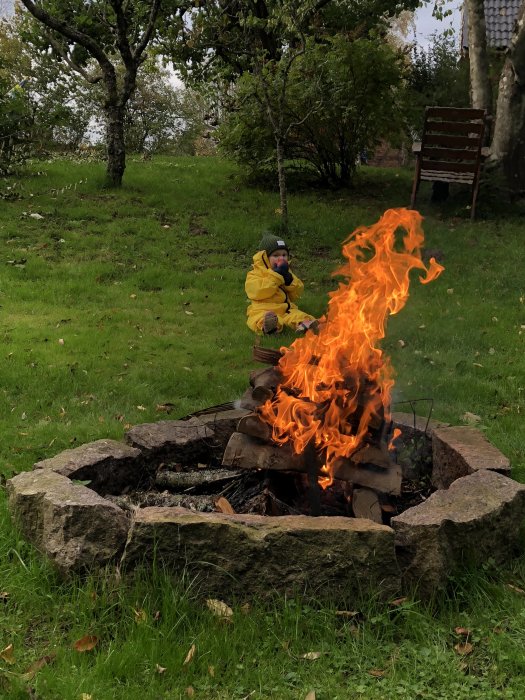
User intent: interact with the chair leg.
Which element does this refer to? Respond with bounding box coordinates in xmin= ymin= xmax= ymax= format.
xmin=471 ymin=172 xmax=482 ymax=220
xmin=410 ymin=157 xmax=421 ymax=210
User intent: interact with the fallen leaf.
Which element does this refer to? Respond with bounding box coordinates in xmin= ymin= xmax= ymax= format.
xmin=81 ymin=695 xmax=93 ymax=700
xmin=134 ymin=608 xmax=147 ymax=623
xmin=461 ymin=412 xmax=481 ymax=424
xmin=335 ymin=610 xmax=361 ymax=618
xmin=20 ymin=654 xmax=56 ymax=681
xmin=397 ymin=339 xmax=406 ymax=348
xmin=368 ymin=669 xmax=386 ymax=677
xmin=58 ymin=338 xmax=65 ymax=345
xmin=447 ymin=288 xmax=454 ymax=295
xmin=454 ymin=627 xmax=471 ymax=636
xmin=29 ymin=212 xmax=44 ymax=220
xmin=184 ymin=310 xmax=194 ymax=315
xmin=130 ymin=293 xmax=137 ymax=299
xmin=454 ymin=641 xmax=473 ymax=656
xmin=156 ymin=403 xmax=175 ymax=414
xmin=186 ymin=686 xmax=195 ymax=697
xmin=206 ymin=598 xmax=233 ymax=619
xmin=155 ymin=664 xmax=167 ymax=674
xmin=472 ymin=362 xmax=483 ymax=368
xmin=136 ymin=405 xmax=146 ymax=411
xmin=73 ymin=635 xmax=99 ymax=652
xmin=304 ymin=692 xmax=316 ymax=700
xmin=183 ymin=643 xmax=196 ymax=665
xmin=215 ymin=496 xmax=235 ymax=514
xmin=0 ymin=591 xmax=10 ymax=603
xmin=301 ymin=651 xmax=323 ymax=660
xmin=389 ymin=597 xmax=408 ymax=607
xmin=0 ymin=643 xmax=15 ymax=664
xmin=506 ymin=583 xmax=525 ymax=595
xmin=240 ymin=602 xmax=251 ymax=615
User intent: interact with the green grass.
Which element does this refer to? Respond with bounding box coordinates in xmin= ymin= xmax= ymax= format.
xmin=1 ymin=155 xmax=525 ymax=698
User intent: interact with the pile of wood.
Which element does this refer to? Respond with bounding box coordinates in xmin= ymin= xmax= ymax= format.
xmin=222 ymin=363 xmax=403 ymax=522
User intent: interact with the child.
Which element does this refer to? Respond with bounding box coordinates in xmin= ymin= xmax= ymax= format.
xmin=245 ymin=233 xmax=316 ymax=334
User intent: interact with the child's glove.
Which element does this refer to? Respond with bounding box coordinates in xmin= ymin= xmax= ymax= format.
xmin=274 ymin=262 xmax=293 ymax=286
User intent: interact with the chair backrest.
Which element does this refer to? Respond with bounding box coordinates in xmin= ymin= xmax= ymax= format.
xmin=419 ymin=107 xmax=486 ymax=184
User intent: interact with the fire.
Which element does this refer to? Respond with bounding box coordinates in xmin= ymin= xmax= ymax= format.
xmin=258 ymin=208 xmax=444 ymax=486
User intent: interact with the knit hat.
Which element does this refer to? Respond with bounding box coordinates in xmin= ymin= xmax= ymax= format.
xmin=259 ymin=233 xmax=289 ymax=257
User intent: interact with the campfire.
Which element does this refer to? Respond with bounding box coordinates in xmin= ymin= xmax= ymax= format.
xmin=223 ymin=208 xmax=444 ymax=521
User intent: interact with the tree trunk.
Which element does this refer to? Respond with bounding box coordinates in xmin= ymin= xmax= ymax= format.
xmin=105 ymin=103 xmax=126 ymax=187
xmin=489 ymin=4 xmax=525 ymax=196
xmin=275 ymin=136 xmax=288 ymax=233
xmin=465 ymin=0 xmax=493 ymax=114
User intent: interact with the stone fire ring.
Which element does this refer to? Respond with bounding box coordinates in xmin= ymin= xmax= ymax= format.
xmin=6 ymin=409 xmax=525 ymax=602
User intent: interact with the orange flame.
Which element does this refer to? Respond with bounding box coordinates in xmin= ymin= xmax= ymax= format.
xmin=258 ymin=208 xmax=444 ymax=485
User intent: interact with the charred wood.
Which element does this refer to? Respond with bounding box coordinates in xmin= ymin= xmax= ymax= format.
xmin=155 ymin=468 xmax=242 ymax=492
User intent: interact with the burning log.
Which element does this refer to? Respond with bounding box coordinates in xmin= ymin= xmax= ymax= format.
xmin=222 ymin=432 xmax=304 ymax=472
xmin=222 ymin=431 xmax=401 ymax=496
xmin=351 ymin=487 xmax=383 ymax=523
xmin=249 ymin=366 xmax=282 ymax=391
xmin=237 ymin=413 xmax=272 ymax=441
xmin=331 ymin=457 xmax=401 ymax=495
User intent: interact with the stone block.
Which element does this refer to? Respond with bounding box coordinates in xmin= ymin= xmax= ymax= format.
xmin=432 ymin=426 xmax=511 ymax=489
xmin=33 ymin=438 xmax=144 ymax=495
xmin=392 ymin=470 xmax=525 ymax=597
xmin=7 ymin=470 xmax=129 ymax=574
xmin=121 ymin=507 xmax=401 ymax=602
xmin=125 ymin=420 xmax=214 ymax=465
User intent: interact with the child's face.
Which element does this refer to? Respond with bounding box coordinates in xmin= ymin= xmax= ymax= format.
xmin=269 ymin=249 xmax=289 ymax=268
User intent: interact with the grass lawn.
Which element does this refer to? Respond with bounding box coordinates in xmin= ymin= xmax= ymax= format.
xmin=0 ymin=155 xmax=525 ymax=698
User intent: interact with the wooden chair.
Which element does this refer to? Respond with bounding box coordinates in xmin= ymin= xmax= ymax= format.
xmin=410 ymin=106 xmax=489 ymax=220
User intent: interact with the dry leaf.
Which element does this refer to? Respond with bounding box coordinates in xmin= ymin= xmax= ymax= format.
xmin=454 ymin=642 xmax=473 ymax=656
xmin=136 ymin=405 xmax=146 ymax=411
xmin=155 ymin=664 xmax=167 ymax=674
xmin=134 ymin=608 xmax=147 ymax=623
xmin=215 ymin=496 xmax=235 ymax=514
xmin=368 ymin=669 xmax=386 ymax=677
xmin=208 ymin=665 xmax=215 ymax=677
xmin=81 ymin=695 xmax=93 ymax=700
xmin=335 ymin=610 xmax=360 ymax=619
xmin=389 ymin=597 xmax=408 ymax=607
xmin=58 ymin=338 xmax=65 ymax=345
xmin=20 ymin=654 xmax=56 ymax=681
xmin=184 ymin=310 xmax=194 ymax=315
xmin=183 ymin=644 xmax=196 ymax=665
xmin=156 ymin=403 xmax=175 ymax=414
xmin=454 ymin=627 xmax=471 ymax=636
xmin=186 ymin=686 xmax=195 ymax=697
xmin=301 ymin=651 xmax=323 ymax=660
xmin=461 ymin=412 xmax=481 ymax=424
xmin=0 ymin=591 xmax=9 ymax=603
xmin=240 ymin=602 xmax=251 ymax=615
xmin=73 ymin=635 xmax=99 ymax=652
xmin=0 ymin=643 xmax=15 ymax=665
xmin=397 ymin=339 xmax=406 ymax=348
xmin=506 ymin=583 xmax=525 ymax=595
xmin=305 ymin=692 xmax=316 ymax=700
xmin=206 ymin=598 xmax=233 ymax=619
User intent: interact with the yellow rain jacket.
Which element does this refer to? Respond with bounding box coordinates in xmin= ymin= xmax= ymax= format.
xmin=245 ymin=250 xmax=314 ymax=332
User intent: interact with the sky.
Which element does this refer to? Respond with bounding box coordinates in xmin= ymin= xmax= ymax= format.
xmin=413 ymin=2 xmax=463 ymax=47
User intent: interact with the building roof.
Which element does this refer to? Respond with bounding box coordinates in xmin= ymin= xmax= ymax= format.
xmin=463 ymin=0 xmax=522 ymax=50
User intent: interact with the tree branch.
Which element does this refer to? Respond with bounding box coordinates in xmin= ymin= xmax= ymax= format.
xmin=45 ymin=32 xmax=103 ymax=84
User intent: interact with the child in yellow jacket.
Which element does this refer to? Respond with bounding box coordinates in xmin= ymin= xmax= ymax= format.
xmin=245 ymin=233 xmax=316 ymax=334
